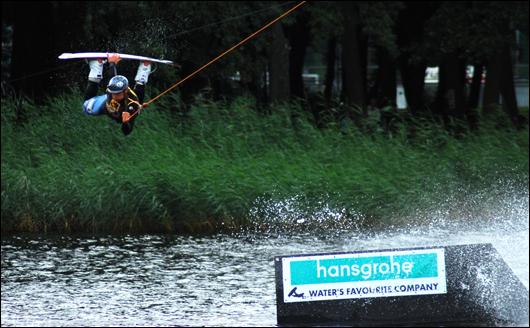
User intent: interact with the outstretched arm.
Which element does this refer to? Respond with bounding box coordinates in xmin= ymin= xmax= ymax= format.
xmin=107 ymin=53 xmax=121 ymax=76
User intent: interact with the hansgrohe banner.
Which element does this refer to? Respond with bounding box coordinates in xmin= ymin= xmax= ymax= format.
xmin=282 ymin=248 xmax=447 ymax=303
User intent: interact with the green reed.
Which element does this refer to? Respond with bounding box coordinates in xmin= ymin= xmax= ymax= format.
xmin=1 ymin=92 xmax=528 ymax=233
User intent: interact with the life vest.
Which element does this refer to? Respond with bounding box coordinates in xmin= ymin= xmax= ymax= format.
xmin=105 ymin=87 xmax=142 ymax=122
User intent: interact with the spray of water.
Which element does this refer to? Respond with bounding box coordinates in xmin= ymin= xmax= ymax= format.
xmin=247 ymin=193 xmax=367 ymax=234
xmin=248 ymin=177 xmax=528 ymax=230
xmin=246 ymin=179 xmax=529 ymax=325
xmin=246 ymin=179 xmax=529 ymax=286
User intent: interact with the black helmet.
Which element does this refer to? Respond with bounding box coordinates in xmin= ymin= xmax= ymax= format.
xmin=106 ymin=75 xmax=129 ymax=93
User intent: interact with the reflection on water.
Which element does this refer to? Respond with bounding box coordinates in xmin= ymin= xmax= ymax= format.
xmin=1 ymin=234 xmax=281 ymax=326
xmin=1 ymin=193 xmax=528 ymax=326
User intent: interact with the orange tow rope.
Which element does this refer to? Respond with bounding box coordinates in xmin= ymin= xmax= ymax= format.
xmin=129 ymin=1 xmax=307 ymax=120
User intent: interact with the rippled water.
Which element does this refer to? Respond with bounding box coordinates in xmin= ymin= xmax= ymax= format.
xmin=2 ymin=194 xmax=528 ymax=326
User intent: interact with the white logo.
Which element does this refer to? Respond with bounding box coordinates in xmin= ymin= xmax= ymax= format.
xmin=117 ymin=81 xmax=124 ymax=88
xmin=84 ymin=98 xmax=95 ymax=113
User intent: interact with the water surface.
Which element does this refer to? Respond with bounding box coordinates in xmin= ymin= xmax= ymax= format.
xmin=2 ymin=194 xmax=528 ymax=326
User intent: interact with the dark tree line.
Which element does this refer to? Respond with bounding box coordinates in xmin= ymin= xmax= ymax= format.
xmin=2 ymin=1 xmax=528 ymax=128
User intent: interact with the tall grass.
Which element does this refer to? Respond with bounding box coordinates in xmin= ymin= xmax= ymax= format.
xmin=1 ymin=92 xmax=528 ymax=233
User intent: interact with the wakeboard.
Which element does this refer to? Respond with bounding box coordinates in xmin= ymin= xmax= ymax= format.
xmin=58 ymin=52 xmax=174 ymax=65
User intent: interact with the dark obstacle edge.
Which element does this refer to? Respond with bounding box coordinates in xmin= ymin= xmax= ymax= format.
xmin=275 ymin=243 xmax=529 ymax=326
